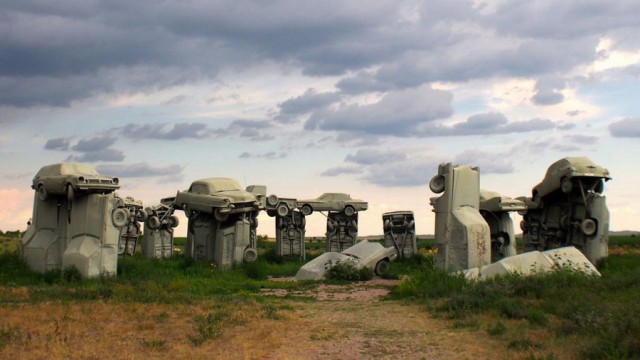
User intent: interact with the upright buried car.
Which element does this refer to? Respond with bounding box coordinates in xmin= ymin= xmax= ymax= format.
xmin=521 ymin=157 xmax=611 ymax=263
xmin=31 ymin=163 xmax=120 ymax=201
xmin=175 ymin=178 xmax=264 ymax=222
xmin=298 ymin=193 xmax=368 ymax=216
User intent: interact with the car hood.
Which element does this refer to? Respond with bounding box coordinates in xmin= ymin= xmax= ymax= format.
xmin=216 ymin=190 xmax=257 ymax=203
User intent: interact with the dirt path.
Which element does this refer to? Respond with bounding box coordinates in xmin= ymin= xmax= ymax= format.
xmin=0 ymin=280 xmax=517 ymax=360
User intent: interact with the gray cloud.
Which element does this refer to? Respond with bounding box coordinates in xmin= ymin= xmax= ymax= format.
xmin=609 ymin=117 xmax=640 ymax=137
xmin=2 ymin=0 xmax=639 ymax=112
xmin=306 ymin=87 xmax=454 ymax=136
xmin=97 ymin=162 xmax=184 ymax=178
xmin=214 ymin=119 xmax=276 ymax=141
xmin=72 ymin=135 xmax=117 ymax=152
xmin=67 ymin=148 xmax=125 ymax=163
xmin=275 ymin=89 xmax=341 ymax=123
xmin=320 ymin=166 xmax=360 ymax=177
xmin=565 ymin=134 xmax=598 ymax=144
xmin=429 ymin=113 xmax=555 ymax=136
xmin=44 ymin=137 xmax=72 ymax=151
xmin=531 ymin=76 xmax=566 ymax=105
xmin=121 ymin=122 xmax=211 ymax=140
xmin=345 ymin=149 xmax=407 ymax=164
xmin=454 ymin=150 xmax=514 ymax=174
xmin=238 ymin=151 xmax=287 ymax=160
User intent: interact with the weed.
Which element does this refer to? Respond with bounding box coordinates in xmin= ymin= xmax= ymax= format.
xmin=141 ymin=339 xmax=166 ymax=349
xmin=327 ymin=260 xmax=373 ymax=281
xmin=486 ymin=321 xmax=507 ymax=336
xmin=189 ymin=312 xmax=227 ymax=346
xmin=508 ymin=338 xmax=542 ymax=351
xmin=0 ymin=325 xmax=21 ymax=350
xmin=262 ymin=303 xmax=282 ymax=320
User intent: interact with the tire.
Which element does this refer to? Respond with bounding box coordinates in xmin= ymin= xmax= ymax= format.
xmin=429 ymin=175 xmax=445 ymax=194
xmin=136 ymin=209 xmax=148 ymax=222
xmin=266 ymin=209 xmax=276 ymax=217
xmin=520 ymin=220 xmax=527 ymax=232
xmin=267 ymin=194 xmax=279 ymax=206
xmin=276 ymin=217 xmax=284 ymax=229
xmin=37 ymin=185 xmax=49 ymax=201
xmin=214 ymin=209 xmax=229 ymax=222
xmin=276 ymin=203 xmax=289 ymax=217
xmin=300 ymin=215 xmax=306 ymax=228
xmin=344 ymin=205 xmax=355 ymax=216
xmin=243 ymin=248 xmax=258 ymax=263
xmin=407 ymin=220 xmax=415 ymax=229
xmin=182 ymin=204 xmax=192 ymax=218
xmin=66 ymin=184 xmax=75 ymax=203
xmin=169 ymin=215 xmax=180 ymax=228
xmin=581 ymin=219 xmax=597 ymax=236
xmin=383 ymin=219 xmax=391 ymax=231
xmin=112 ymin=208 xmax=129 ymax=228
xmin=301 ymin=204 xmax=313 ymax=216
xmin=147 ymin=216 xmax=161 ymax=230
xmin=561 ymin=177 xmax=573 ymax=194
xmin=374 ymin=260 xmax=390 ymax=276
xmin=252 ymin=216 xmax=259 ymax=228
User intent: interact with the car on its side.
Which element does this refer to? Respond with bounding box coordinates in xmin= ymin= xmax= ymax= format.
xmin=294 ymin=240 xmax=397 ymax=280
xmin=174 ymin=178 xmax=263 ymax=222
xmin=297 ymin=193 xmax=367 ymax=216
xmin=31 ymin=162 xmax=120 ymax=201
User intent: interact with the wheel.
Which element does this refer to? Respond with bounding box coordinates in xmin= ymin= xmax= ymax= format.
xmin=182 ymin=204 xmax=192 ymax=218
xmin=561 ymin=177 xmax=573 ymax=194
xmin=37 ymin=185 xmax=49 ymax=201
xmin=147 ymin=216 xmax=161 ymax=230
xmin=429 ymin=175 xmax=445 ymax=194
xmin=300 ymin=215 xmax=306 ymax=228
xmin=350 ymin=220 xmax=358 ymax=231
xmin=266 ymin=209 xmax=276 ymax=217
xmin=593 ymin=179 xmax=604 ymax=194
xmin=66 ymin=184 xmax=75 ymax=203
xmin=276 ymin=203 xmax=289 ymax=217
xmin=407 ymin=220 xmax=415 ymax=229
xmin=267 ymin=194 xmax=279 ymax=206
xmin=243 ymin=248 xmax=258 ymax=263
xmin=301 ymin=204 xmax=313 ymax=216
xmin=520 ymin=220 xmax=527 ymax=231
xmin=252 ymin=216 xmax=259 ymax=228
xmin=112 ymin=208 xmax=129 ymax=228
xmin=276 ymin=217 xmax=284 ymax=228
xmin=169 ymin=215 xmax=180 ymax=228
xmin=136 ymin=209 xmax=148 ymax=222
xmin=581 ymin=219 xmax=597 ymax=236
xmin=327 ymin=221 xmax=335 ymax=231
xmin=383 ymin=219 xmax=391 ymax=231
xmin=214 ymin=209 xmax=229 ymax=222
xmin=374 ymin=260 xmax=390 ymax=276
xmin=344 ymin=205 xmax=355 ymax=216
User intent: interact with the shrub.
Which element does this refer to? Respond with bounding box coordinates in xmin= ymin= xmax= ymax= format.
xmin=328 ymin=260 xmax=373 ymax=281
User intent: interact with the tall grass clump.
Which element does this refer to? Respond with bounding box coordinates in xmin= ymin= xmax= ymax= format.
xmin=327 ymin=260 xmax=373 ymax=281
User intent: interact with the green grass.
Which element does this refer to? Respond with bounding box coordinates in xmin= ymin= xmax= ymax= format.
xmin=0 ymin=251 xmax=307 ymax=304
xmin=389 ymin=250 xmax=640 ymax=359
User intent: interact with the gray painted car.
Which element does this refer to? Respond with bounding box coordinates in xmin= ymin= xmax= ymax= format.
xmin=294 ymin=240 xmax=397 ymax=280
xmin=297 ymin=193 xmax=368 ymax=216
xmin=31 ymin=162 xmax=119 ymax=201
xmin=532 ymin=156 xmax=611 ymax=200
xmin=175 ymin=178 xmax=263 ymax=222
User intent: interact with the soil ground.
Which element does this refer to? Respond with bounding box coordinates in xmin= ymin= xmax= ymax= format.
xmin=0 ymin=279 xmax=531 ymax=360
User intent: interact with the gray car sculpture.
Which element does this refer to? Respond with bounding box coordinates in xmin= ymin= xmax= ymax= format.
xmin=31 ymin=162 xmax=120 ymax=201
xmin=175 ymin=178 xmax=264 ymax=222
xmin=531 ymin=156 xmax=611 ymax=200
xmin=298 ymin=193 xmax=368 ymax=216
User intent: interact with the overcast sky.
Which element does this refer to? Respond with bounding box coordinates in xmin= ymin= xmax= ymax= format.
xmin=1 ymin=0 xmax=639 ymax=237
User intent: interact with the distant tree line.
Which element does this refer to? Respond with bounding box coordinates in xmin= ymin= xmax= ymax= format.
xmin=0 ymin=230 xmax=24 ymax=237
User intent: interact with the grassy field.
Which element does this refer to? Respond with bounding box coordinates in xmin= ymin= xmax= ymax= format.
xmin=1 ymin=233 xmax=639 ymax=358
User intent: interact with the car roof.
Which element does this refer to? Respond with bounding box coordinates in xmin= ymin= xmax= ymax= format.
xmin=35 ymin=163 xmax=100 ymax=177
xmin=192 ymin=178 xmax=242 ymax=192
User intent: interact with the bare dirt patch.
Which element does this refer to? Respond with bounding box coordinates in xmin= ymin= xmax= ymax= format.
xmin=0 ymin=280 xmax=532 ymax=359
